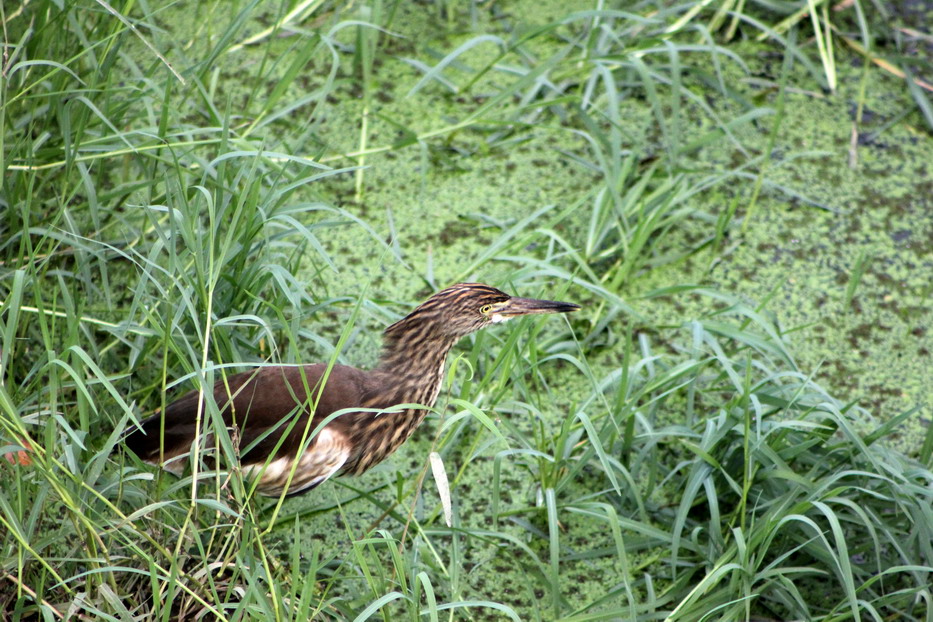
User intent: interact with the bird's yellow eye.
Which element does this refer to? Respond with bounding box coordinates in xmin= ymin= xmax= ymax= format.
xmin=480 ymin=304 xmax=492 ymax=314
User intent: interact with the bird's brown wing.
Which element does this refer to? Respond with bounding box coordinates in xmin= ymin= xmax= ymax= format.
xmin=124 ymin=364 xmax=371 ymax=491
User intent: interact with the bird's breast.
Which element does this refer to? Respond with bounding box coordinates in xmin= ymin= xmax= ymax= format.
xmin=340 ymin=358 xmax=447 ymax=476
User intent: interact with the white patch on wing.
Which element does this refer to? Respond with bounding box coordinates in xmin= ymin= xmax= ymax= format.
xmin=250 ymin=427 xmax=351 ymax=496
xmin=161 ymin=454 xmax=189 ymax=475
xmin=244 ymin=456 xmax=290 ymax=481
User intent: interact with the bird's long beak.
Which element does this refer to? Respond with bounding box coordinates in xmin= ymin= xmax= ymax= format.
xmin=498 ymin=296 xmax=581 ymax=318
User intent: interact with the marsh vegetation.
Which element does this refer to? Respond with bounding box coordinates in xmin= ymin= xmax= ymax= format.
xmin=2 ymin=0 xmax=932 ymax=619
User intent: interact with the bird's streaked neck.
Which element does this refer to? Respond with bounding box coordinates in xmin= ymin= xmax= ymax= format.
xmin=375 ymin=316 xmax=461 ymax=377
xmin=373 ymin=295 xmax=482 ymax=407
xmin=374 ymin=323 xmax=460 ymax=411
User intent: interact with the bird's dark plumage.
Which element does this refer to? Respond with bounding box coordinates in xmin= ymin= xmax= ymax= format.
xmin=124 ymin=283 xmax=579 ymax=496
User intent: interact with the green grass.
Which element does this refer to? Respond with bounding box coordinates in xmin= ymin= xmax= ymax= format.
xmin=2 ymin=0 xmax=932 ymax=620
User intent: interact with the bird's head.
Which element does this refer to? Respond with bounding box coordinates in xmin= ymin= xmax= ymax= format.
xmin=385 ymin=283 xmax=580 ymax=341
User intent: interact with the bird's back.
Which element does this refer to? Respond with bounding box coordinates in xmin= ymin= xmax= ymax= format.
xmin=124 ymin=364 xmax=376 ymax=491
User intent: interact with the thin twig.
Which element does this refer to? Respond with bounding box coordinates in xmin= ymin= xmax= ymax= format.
xmin=1 ymin=571 xmax=65 ymax=620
